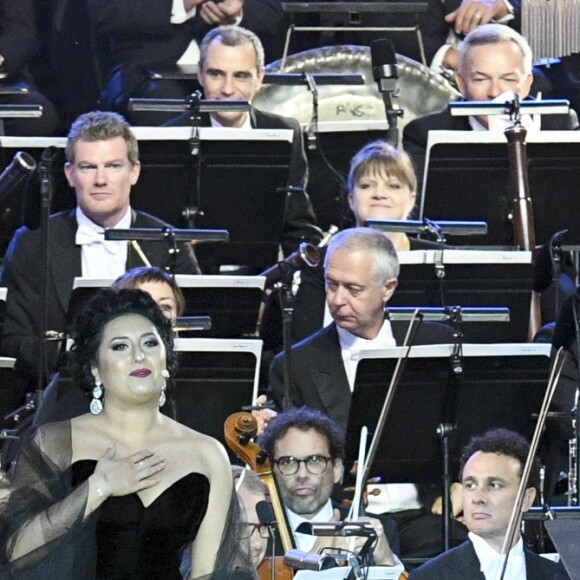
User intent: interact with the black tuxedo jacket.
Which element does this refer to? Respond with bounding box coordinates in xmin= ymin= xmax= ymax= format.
xmin=91 ymin=0 xmax=286 ymax=113
xmin=269 ymin=320 xmax=453 ymax=432
xmin=0 ymin=209 xmax=199 ymax=376
xmin=408 ymin=539 xmax=569 ymax=579
xmin=167 ymin=107 xmax=322 ymax=256
xmin=403 ymin=104 xmax=579 ymax=190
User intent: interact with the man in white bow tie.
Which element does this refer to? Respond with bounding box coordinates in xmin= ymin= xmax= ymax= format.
xmin=409 ymin=428 xmax=570 ymax=579
xmin=0 ymin=110 xmax=199 ymax=390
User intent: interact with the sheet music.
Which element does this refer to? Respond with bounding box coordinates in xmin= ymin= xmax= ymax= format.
xmin=0 ymin=128 xmax=294 ymax=148
xmin=398 ymin=249 xmax=532 ymax=265
xmin=73 ymin=275 xmax=266 ymax=290
xmin=173 ymin=338 xmax=262 ymax=404
xmin=359 ymin=343 xmax=551 ymax=360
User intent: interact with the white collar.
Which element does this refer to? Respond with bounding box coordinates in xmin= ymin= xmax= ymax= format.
xmin=336 ymin=319 xmax=396 ymax=358
xmin=469 ymin=531 xmax=526 ymax=580
xmin=287 ymin=500 xmax=334 ymax=552
xmin=209 ymin=111 xmax=252 ymax=129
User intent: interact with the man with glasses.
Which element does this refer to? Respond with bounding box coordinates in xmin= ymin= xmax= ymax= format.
xmin=0 ymin=110 xmax=199 ymax=390
xmin=258 ymin=406 xmax=400 ymax=566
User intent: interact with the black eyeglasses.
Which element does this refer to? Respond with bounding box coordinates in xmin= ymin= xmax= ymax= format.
xmin=240 ymin=523 xmax=270 ymax=540
xmin=273 ymin=455 xmax=332 ymax=475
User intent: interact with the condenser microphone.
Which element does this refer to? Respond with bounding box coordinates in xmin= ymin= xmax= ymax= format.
xmin=371 ymin=39 xmax=398 ymax=93
xmin=371 ymin=39 xmax=402 ymax=146
xmin=256 ymin=501 xmax=277 ymax=526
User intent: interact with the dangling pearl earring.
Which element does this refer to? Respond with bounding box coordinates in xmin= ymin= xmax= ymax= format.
xmin=90 ymin=380 xmax=104 ymax=415
xmin=159 ymin=369 xmax=169 ymax=407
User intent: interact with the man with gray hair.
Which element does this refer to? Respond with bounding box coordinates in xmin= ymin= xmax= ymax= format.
xmin=403 ymin=23 xmax=578 ymax=185
xmin=269 ymin=226 xmax=449 ymax=430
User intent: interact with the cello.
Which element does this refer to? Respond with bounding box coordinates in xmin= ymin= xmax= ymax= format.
xmin=225 ymin=412 xmax=295 ymax=580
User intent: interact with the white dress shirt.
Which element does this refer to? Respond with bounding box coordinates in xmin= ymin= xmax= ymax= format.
xmin=287 ymin=500 xmax=335 ymax=552
xmin=470 ymin=532 xmax=527 ymax=580
xmin=76 ymin=207 xmax=131 ymax=279
xmin=337 ymin=320 xmax=396 ymax=392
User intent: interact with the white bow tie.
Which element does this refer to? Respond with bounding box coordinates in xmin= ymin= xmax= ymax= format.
xmin=76 ymin=224 xmax=123 ymax=255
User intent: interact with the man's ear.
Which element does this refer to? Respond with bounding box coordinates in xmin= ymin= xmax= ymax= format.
xmin=382 ymin=278 xmax=398 ymax=303
xmin=333 ymin=459 xmax=344 ymax=485
xmin=456 ymin=72 xmax=467 ymax=97
xmin=64 ymin=162 xmax=75 ymax=187
xmin=521 ymin=486 xmax=536 ymax=512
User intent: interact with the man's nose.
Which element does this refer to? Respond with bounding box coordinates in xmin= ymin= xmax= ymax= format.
xmin=330 ymin=286 xmax=347 ymax=305
xmin=488 ymin=79 xmax=502 ymax=99
xmin=471 ymin=489 xmax=487 ymax=505
xmin=94 ymin=166 xmax=107 ymax=185
xmin=221 ymin=75 xmax=235 ymax=95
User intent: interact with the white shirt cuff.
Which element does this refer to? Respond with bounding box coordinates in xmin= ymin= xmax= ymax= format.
xmin=494 ymin=0 xmax=514 ymax=23
xmin=430 ymin=44 xmax=453 ymax=73
xmin=171 ymin=0 xmax=197 ymax=24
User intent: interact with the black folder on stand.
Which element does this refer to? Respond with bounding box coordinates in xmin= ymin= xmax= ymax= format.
xmin=345 ymin=343 xmax=551 ymax=483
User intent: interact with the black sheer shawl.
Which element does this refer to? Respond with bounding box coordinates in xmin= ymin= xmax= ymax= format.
xmin=0 ymin=421 xmax=257 ymax=579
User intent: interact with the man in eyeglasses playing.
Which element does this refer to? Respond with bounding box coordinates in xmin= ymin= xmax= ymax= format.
xmin=258 ymin=406 xmax=400 ymax=566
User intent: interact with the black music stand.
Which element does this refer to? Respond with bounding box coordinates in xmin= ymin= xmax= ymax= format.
xmin=129 ymin=127 xmax=294 ymax=271
xmin=174 ymin=275 xmax=265 ymax=337
xmin=346 ymin=344 xmax=551 ymax=483
xmin=420 ymin=131 xmax=580 ymax=247
xmin=393 ymin=251 xmax=534 ymax=342
xmin=345 ymin=343 xmax=551 ymax=549
xmin=68 ymin=275 xmax=265 ymax=338
xmin=172 ymin=338 xmax=262 ymax=453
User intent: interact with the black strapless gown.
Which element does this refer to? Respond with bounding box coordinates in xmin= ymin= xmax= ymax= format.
xmin=72 ymin=460 xmax=210 ymax=579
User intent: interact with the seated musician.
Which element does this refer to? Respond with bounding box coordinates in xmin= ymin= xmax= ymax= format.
xmin=409 ymin=428 xmax=570 ymax=579
xmin=261 ymin=140 xmax=442 ymax=352
xmin=267 ymin=228 xmax=466 ymax=558
xmin=233 ymin=465 xmax=269 ymax=569
xmin=258 ymin=406 xmax=401 ymax=566
xmin=165 ymin=25 xmax=322 ymax=263
xmin=403 ymin=23 xmax=579 ymax=191
xmin=0 ymin=111 xmax=199 ymax=396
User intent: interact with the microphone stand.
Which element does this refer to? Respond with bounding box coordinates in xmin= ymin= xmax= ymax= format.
xmin=304 ymin=73 xmax=319 ymax=151
xmin=36 ymin=147 xmax=57 ymax=408
xmin=279 ymin=280 xmax=295 ymax=412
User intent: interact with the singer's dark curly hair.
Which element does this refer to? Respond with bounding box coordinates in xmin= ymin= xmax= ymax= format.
xmin=70 ymin=288 xmax=177 ymax=395
xmin=258 ymin=406 xmax=345 ymax=462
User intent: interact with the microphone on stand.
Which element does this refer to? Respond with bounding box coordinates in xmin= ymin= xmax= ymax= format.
xmin=257 ymin=501 xmax=277 ymax=580
xmin=23 ymin=146 xmax=59 ymax=231
xmin=371 ymin=39 xmax=403 ymax=147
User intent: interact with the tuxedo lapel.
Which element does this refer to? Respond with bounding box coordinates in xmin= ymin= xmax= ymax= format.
xmin=307 ymin=324 xmax=351 ymax=429
xmin=50 ymin=211 xmax=81 ymax=315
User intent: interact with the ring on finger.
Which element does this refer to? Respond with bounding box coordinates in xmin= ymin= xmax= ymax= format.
xmin=474 ymin=11 xmax=482 ymax=20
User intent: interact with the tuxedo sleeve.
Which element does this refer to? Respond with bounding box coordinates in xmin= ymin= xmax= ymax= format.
xmin=0 ymin=227 xmax=44 ymax=374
